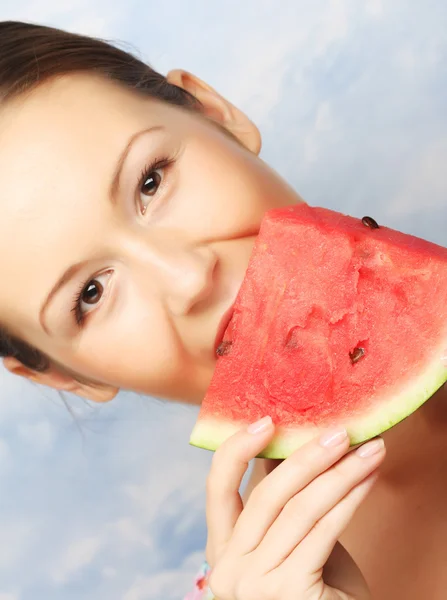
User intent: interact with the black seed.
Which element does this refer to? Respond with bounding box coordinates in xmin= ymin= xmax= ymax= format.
xmin=285 ymin=328 xmax=299 ymax=349
xmin=349 ymin=347 xmax=365 ymax=364
xmin=216 ymin=340 xmax=233 ymax=357
xmin=362 ymin=216 xmax=380 ymax=229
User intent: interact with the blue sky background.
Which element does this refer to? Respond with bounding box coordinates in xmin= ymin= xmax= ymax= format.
xmin=0 ymin=1 xmax=446 ymax=598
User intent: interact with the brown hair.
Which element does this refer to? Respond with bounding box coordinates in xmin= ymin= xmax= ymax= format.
xmin=0 ymin=20 xmax=201 ymax=372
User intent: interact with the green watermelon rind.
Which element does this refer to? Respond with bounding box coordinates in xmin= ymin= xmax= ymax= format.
xmin=190 ymin=348 xmax=447 ymax=459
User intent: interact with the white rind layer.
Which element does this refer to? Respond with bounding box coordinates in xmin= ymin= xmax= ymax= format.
xmin=190 ymin=344 xmax=447 ymax=458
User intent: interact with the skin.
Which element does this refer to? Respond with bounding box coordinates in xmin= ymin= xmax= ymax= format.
xmin=0 ymin=71 xmax=300 ymax=400
xmin=0 ymin=70 xmax=446 ymax=598
xmin=246 ymin=384 xmax=447 ymax=599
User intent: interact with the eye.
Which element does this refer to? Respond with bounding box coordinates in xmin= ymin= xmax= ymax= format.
xmin=139 ymin=166 xmax=163 ymax=215
xmin=141 ymin=170 xmax=161 ymax=197
xmin=137 ymin=156 xmax=173 ymax=216
xmin=82 ymin=279 xmax=104 ymax=306
xmin=73 ymin=271 xmax=112 ymax=325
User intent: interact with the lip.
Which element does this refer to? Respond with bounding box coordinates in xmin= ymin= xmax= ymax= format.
xmin=214 ymin=303 xmax=236 ymax=353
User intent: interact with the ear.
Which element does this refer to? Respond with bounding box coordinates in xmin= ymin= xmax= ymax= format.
xmin=3 ymin=357 xmax=119 ymax=403
xmin=167 ymin=69 xmax=262 ymax=154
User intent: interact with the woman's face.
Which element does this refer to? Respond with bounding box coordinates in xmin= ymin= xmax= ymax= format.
xmin=0 ymin=72 xmax=303 ymax=403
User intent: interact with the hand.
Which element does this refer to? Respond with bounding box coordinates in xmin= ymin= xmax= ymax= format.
xmin=205 ymin=417 xmax=385 ymax=600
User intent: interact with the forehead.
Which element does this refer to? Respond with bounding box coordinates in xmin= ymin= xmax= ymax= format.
xmin=0 ymin=75 xmax=156 ymax=329
xmin=0 ymin=74 xmax=152 ymax=183
xmin=0 ymin=75 xmax=153 ymax=223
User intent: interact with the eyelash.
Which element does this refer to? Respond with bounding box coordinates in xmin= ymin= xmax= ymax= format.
xmin=136 ymin=154 xmax=175 ymax=210
xmin=70 ymin=154 xmax=175 ymax=327
xmin=71 ymin=280 xmax=90 ymax=327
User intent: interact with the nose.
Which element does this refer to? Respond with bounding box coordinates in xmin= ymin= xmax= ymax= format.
xmin=124 ymin=232 xmax=218 ymax=316
xmin=164 ymin=245 xmax=217 ymax=316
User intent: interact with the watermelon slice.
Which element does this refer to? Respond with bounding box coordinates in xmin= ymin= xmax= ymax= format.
xmin=190 ymin=204 xmax=447 ymax=458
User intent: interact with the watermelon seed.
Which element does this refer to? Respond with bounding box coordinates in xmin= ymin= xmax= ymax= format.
xmin=216 ymin=340 xmax=233 ymax=357
xmin=285 ymin=328 xmax=299 ymax=348
xmin=362 ymin=216 xmax=380 ymax=229
xmin=349 ymin=346 xmax=365 ymax=364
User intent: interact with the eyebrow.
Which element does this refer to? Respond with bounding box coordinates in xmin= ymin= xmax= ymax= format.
xmin=40 ymin=125 xmax=165 ymax=332
xmin=39 ymin=260 xmax=89 ymax=334
xmin=110 ymin=125 xmax=165 ymax=204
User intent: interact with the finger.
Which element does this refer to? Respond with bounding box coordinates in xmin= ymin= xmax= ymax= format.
xmin=289 ymin=468 xmax=380 ymax=573
xmin=254 ymin=437 xmax=385 ymax=569
xmin=229 ymin=427 xmax=351 ymax=553
xmin=205 ymin=416 xmax=275 ymax=562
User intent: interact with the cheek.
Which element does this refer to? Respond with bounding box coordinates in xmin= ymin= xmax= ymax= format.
xmin=68 ymin=297 xmax=183 ymax=389
xmin=165 ymin=139 xmax=298 ymax=239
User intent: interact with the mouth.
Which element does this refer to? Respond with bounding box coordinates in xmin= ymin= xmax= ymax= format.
xmin=214 ymin=303 xmax=236 ymax=354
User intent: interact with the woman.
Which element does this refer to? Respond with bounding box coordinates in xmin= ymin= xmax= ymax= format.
xmin=0 ymin=21 xmax=445 ymax=599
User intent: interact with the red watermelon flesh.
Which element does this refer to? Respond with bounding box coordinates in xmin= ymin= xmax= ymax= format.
xmin=190 ymin=204 xmax=447 ymax=458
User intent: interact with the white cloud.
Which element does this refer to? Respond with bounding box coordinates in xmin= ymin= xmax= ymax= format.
xmin=0 ymin=366 xmax=70 ymax=424
xmin=105 ymin=517 xmax=153 ymax=550
xmin=122 ymin=550 xmax=206 ymax=600
xmin=124 ymin=571 xmax=192 ymax=600
xmin=365 ymin=0 xmax=384 ymax=18
xmin=314 ymin=0 xmax=349 ymax=56
xmin=388 ymin=140 xmax=447 ymax=216
xmin=217 ymin=0 xmax=351 ymax=125
xmin=303 ymin=101 xmax=338 ymax=163
xmin=0 ymin=593 xmax=20 ymax=600
xmin=0 ymin=0 xmax=119 ymax=37
xmin=122 ymin=459 xmax=206 ymax=525
xmin=17 ymin=420 xmax=55 ymax=454
xmin=0 ymin=439 xmax=12 ymax=474
xmin=315 ymin=101 xmax=334 ymax=132
xmin=101 ymin=566 xmax=117 ymax=579
xmin=51 ymin=535 xmax=103 ymax=584
xmin=0 ymin=520 xmax=36 ymax=570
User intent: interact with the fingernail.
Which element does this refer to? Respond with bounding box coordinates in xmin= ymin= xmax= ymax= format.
xmin=319 ymin=428 xmax=348 ymax=448
xmin=247 ymin=416 xmax=272 ymax=434
xmin=356 ymin=438 xmax=385 ymax=458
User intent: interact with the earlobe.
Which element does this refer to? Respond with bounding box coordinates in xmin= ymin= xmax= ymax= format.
xmin=166 ymin=69 xmax=262 ymax=154
xmin=74 ymin=384 xmax=119 ymax=404
xmin=2 ymin=356 xmax=118 ymax=403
